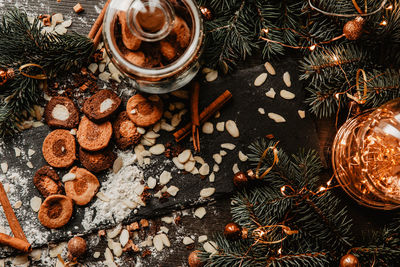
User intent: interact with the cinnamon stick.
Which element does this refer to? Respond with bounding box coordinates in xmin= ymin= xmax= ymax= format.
xmin=0 ymin=182 xmax=28 ymax=243
xmin=0 ymin=233 xmax=31 ymax=253
xmin=93 ymin=24 xmax=104 ymax=50
xmin=174 ymin=90 xmax=232 ymax=142
xmin=191 ymin=82 xmax=201 ymax=151
xmin=88 ymin=0 xmax=111 ymax=40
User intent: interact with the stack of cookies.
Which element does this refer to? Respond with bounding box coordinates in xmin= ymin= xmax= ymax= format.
xmin=36 ymin=89 xmax=164 ymax=229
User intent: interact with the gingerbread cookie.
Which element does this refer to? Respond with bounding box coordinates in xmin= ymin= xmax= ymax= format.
xmin=38 ymin=194 xmax=74 ymax=229
xmin=65 ymin=167 xmax=100 ymax=206
xmin=82 ymin=90 xmax=121 ymax=123
xmin=42 ymin=129 xmax=76 ymax=168
xmin=33 ymin=166 xmax=63 ymax=197
xmin=77 ymin=116 xmax=112 ymax=151
xmin=113 ymin=111 xmax=142 ymax=150
xmin=126 ymin=94 xmax=163 ymax=127
xmin=79 ymin=146 xmax=116 ymax=173
xmin=44 ymin=96 xmax=79 ymax=129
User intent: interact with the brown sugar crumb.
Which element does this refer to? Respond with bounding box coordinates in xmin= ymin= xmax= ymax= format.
xmin=141 ymin=249 xmax=151 ymax=258
xmin=140 ymin=219 xmax=149 ymax=228
xmin=73 ymin=3 xmax=84 ymax=14
xmin=127 ymin=222 xmax=140 ymax=231
xmin=174 ymin=216 xmax=181 ymax=225
xmin=98 ymin=229 xmax=106 ymax=237
xmin=159 ymin=192 xmax=170 ymax=203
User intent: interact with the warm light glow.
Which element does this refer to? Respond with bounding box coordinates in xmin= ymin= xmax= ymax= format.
xmin=309 ymin=45 xmax=316 ymax=51
xmin=332 ymin=55 xmax=339 ymax=62
xmin=262 ymin=28 xmax=269 ymax=34
xmin=387 ymin=4 xmax=393 ymax=10
xmin=277 ymin=248 xmax=282 ymax=254
xmin=318 ymin=186 xmax=326 ymax=192
xmin=280 ymin=186 xmax=286 ymax=194
xmin=334 ymin=93 xmax=340 ymax=100
xmin=380 ymin=20 xmax=388 ymax=26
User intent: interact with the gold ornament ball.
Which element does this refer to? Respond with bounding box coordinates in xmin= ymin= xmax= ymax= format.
xmin=67 ymin=236 xmax=87 ymax=259
xmin=188 ymin=250 xmax=204 ymax=267
xmin=339 ymin=254 xmax=360 ymax=267
xmin=233 ymin=172 xmax=248 ymax=187
xmin=224 ymin=222 xmax=242 ymax=240
xmin=343 ymin=17 xmax=365 ymax=41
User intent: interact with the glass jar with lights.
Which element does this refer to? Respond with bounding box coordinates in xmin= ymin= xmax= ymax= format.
xmin=103 ymin=0 xmax=204 ymax=94
xmin=332 ymin=98 xmax=400 ymax=210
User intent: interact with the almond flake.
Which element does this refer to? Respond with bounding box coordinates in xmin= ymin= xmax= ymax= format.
xmin=28 ymin=149 xmax=35 ymax=157
xmin=221 ymin=143 xmax=236 ymax=150
xmin=203 ymin=241 xmax=218 ymax=254
xmin=209 ymin=173 xmax=215 ymax=182
xmin=153 ymin=234 xmax=164 ymax=251
xmin=93 ymin=252 xmax=100 ymax=258
xmin=167 ymin=186 xmax=179 ymax=196
xmin=184 ymin=160 xmax=195 ymax=172
xmin=107 ymin=224 xmax=122 ymax=239
xmin=194 ymin=207 xmax=206 ymax=219
xmin=145 ymin=131 xmax=160 ymax=139
xmin=113 ymin=157 xmax=123 ymax=173
xmin=96 ymin=192 xmax=110 ymax=202
xmin=216 ymin=122 xmax=225 ymax=132
xmin=178 ymin=149 xmax=191 ymax=164
xmin=194 ymin=156 xmax=205 ymax=165
xmin=30 ymin=196 xmax=42 ymax=212
xmin=161 ymin=216 xmax=174 ymax=224
xmin=202 ymin=122 xmax=214 ymax=134
xmin=206 ymin=70 xmax=218 ymax=82
xmin=298 ymin=110 xmax=306 ymax=119
xmin=258 ymin=108 xmax=265 ymax=115
xmin=26 ymin=161 xmax=34 ymax=169
xmin=160 ymin=226 xmax=169 ymax=234
xmin=1 ymin=162 xmax=8 ymax=174
xmin=226 ymin=120 xmax=239 ymax=138
xmin=283 ymin=72 xmax=292 ymax=87
xmin=171 ymin=114 xmax=181 ymax=127
xmin=149 ymin=144 xmax=165 ymax=155
xmin=62 ymin=172 xmax=76 ymax=182
xmin=200 ymin=187 xmax=215 ymax=198
xmin=268 ymin=113 xmax=286 ymax=123
xmin=172 ymin=157 xmax=184 ymax=170
xmin=147 ymin=177 xmax=157 ymax=189
xmin=119 ymin=229 xmax=129 ymax=247
xmin=137 ymin=127 xmax=146 ymax=134
xmin=161 ymin=121 xmax=175 ymax=132
xmin=220 ymin=150 xmax=227 ymax=156
xmin=112 ymin=241 xmax=123 ymax=257
xmin=160 ymin=233 xmax=170 ymax=247
xmin=264 ymin=62 xmax=276 ymax=75
xmin=198 ymin=235 xmax=208 ymax=243
xmin=14 ymin=147 xmax=21 ymax=157
xmin=254 ymin=73 xmax=268 ymax=86
xmin=265 ymin=88 xmax=276 ymax=99
xmin=199 ymin=164 xmax=210 ymax=176
xmin=183 ymin=237 xmax=194 ymax=245
xmin=13 ymin=201 xmax=22 ymax=209
xmin=213 ymin=154 xmax=222 ymax=164
xmin=238 ymin=151 xmax=248 ymax=162
xmin=214 ymin=111 xmax=221 ymax=119
xmin=280 ymin=90 xmax=295 ymax=100
xmin=232 ymin=163 xmax=240 ymax=174
xmin=213 ymin=164 xmax=220 ymax=173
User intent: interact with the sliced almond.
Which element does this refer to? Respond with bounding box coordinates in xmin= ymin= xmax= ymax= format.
xmin=172 ymin=157 xmax=185 ymax=170
xmin=198 ymin=235 xmax=208 ymax=243
xmin=298 ymin=110 xmax=306 ymax=119
xmin=268 ymin=113 xmax=286 ymax=123
xmin=254 ymin=73 xmax=268 ymax=87
xmin=93 ymin=252 xmax=101 ymax=258
xmin=194 ymin=207 xmax=206 ymax=219
xmin=203 ymin=241 xmax=218 ymax=254
xmin=160 ymin=226 xmax=169 ymax=234
xmin=191 ymin=167 xmax=199 ymax=175
xmin=149 ymin=144 xmax=165 ymax=155
xmin=209 ymin=173 xmax=215 ymax=182
xmin=119 ymin=229 xmax=129 ymax=247
xmin=153 ymin=122 xmax=161 ymax=133
xmin=232 ymin=163 xmax=240 ymax=174
xmin=194 ymin=156 xmax=205 ymax=165
xmin=265 ymin=88 xmax=276 ymax=99
xmin=171 ymin=114 xmax=181 ymax=127
xmin=153 ymin=234 xmax=164 ymax=251
xmin=160 ymin=233 xmax=170 ymax=247
xmin=202 ymin=122 xmax=214 ymax=134
xmin=160 ymin=171 xmax=172 ymax=185
xmin=14 ymin=147 xmax=21 ymax=157
xmin=113 ymin=157 xmax=123 ymax=173
xmin=160 ymin=121 xmax=175 ymax=132
xmin=238 ymin=151 xmax=248 ymax=162
xmin=213 ymin=154 xmax=222 ymax=164
xmin=216 ymin=122 xmax=225 ymax=132
xmin=280 ymin=90 xmax=295 ymax=100
xmin=205 ymin=70 xmax=218 ymax=82
xmin=214 ymin=111 xmax=221 ymax=119
xmin=167 ymin=186 xmax=179 ymax=196
xmin=220 ymin=150 xmax=227 ymax=156
xmin=200 ymin=187 xmax=215 ymax=198
xmin=62 ymin=172 xmax=76 ymax=183
xmin=184 ymin=160 xmax=195 ymax=172
xmin=161 ymin=216 xmax=174 ymax=224
xmin=13 ymin=201 xmax=22 ymax=209
xmin=107 ymin=224 xmax=122 ymax=239
xmin=1 ymin=162 xmax=8 ymax=174
xmin=225 ymin=120 xmax=240 ymax=138
xmin=199 ymin=164 xmax=210 ymax=176
xmin=264 ymin=62 xmax=276 ymax=75
xmin=28 ymin=149 xmax=36 ymax=157
xmin=88 ymin=63 xmax=98 ymax=73
xmin=183 ymin=237 xmax=194 ymax=245
xmin=27 ymin=161 xmax=34 ymax=169
xmin=112 ymin=241 xmax=123 ymax=257
xmin=283 ymin=72 xmax=291 ymax=87
xmin=137 ymin=127 xmax=146 ymax=135
xmin=178 ymin=149 xmax=191 ymax=164
xmin=96 ymin=192 xmax=110 ymax=202
xmin=213 ymin=164 xmax=220 ymax=173
xmin=258 ymin=108 xmax=265 ymax=115
xmin=147 ymin=177 xmax=157 ymax=189
xmin=145 ymin=131 xmax=160 ymax=139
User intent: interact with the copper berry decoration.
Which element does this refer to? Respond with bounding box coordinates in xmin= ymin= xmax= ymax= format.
xmin=188 ymin=250 xmax=204 ymax=267
xmin=200 ymin=6 xmax=214 ymax=21
xmin=233 ymin=172 xmax=248 ymax=187
xmin=0 ymin=68 xmax=15 ymax=86
xmin=224 ymin=222 xmax=242 ymax=240
xmin=68 ymin=236 xmax=87 ymax=260
xmin=339 ymin=254 xmax=360 ymax=267
xmin=343 ymin=17 xmax=364 ymax=41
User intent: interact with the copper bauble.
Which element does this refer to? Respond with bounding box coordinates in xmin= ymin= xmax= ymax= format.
xmin=188 ymin=250 xmax=204 ymax=267
xmin=339 ymin=254 xmax=360 ymax=267
xmin=224 ymin=222 xmax=242 ymax=240
xmin=200 ymin=6 xmax=214 ymax=21
xmin=0 ymin=68 xmax=14 ymax=86
xmin=67 ymin=236 xmax=87 ymax=260
xmin=343 ymin=17 xmax=365 ymax=41
xmin=233 ymin=172 xmax=248 ymax=187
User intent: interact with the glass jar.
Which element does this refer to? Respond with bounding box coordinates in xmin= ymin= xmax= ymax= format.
xmin=332 ymin=99 xmax=400 ymax=210
xmin=103 ymin=0 xmax=204 ymax=94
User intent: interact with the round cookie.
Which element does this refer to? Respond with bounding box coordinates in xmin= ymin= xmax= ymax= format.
xmin=33 ymin=166 xmax=63 ymax=197
xmin=79 ymin=146 xmax=116 ymax=173
xmin=126 ymin=94 xmax=163 ymax=127
xmin=44 ymin=96 xmax=79 ymax=129
xmin=77 ymin=116 xmax=112 ymax=152
xmin=38 ymin=194 xmax=74 ymax=229
xmin=65 ymin=167 xmax=100 ymax=206
xmin=113 ymin=111 xmax=142 ymax=150
xmin=42 ymin=129 xmax=76 ymax=168
xmin=82 ymin=89 xmax=121 ymax=123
